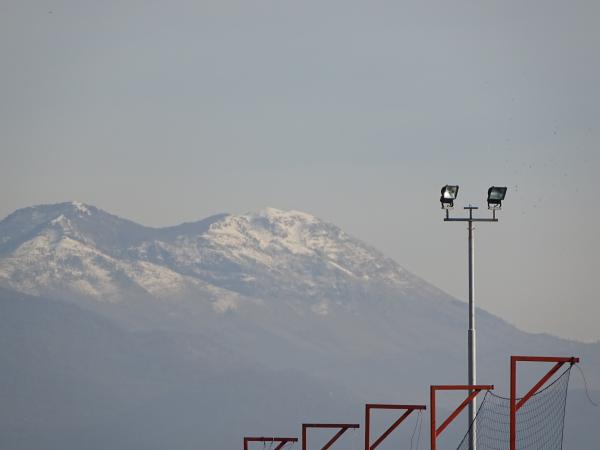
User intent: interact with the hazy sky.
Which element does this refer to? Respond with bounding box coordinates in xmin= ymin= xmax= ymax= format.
xmin=1 ymin=1 xmax=599 ymax=342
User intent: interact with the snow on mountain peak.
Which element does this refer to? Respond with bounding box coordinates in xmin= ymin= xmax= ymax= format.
xmin=0 ymin=203 xmax=415 ymax=309
xmin=256 ymin=207 xmax=319 ymax=224
xmin=203 ymin=207 xmax=335 ymax=259
xmin=193 ymin=207 xmax=408 ymax=291
xmin=70 ymin=201 xmax=92 ymax=216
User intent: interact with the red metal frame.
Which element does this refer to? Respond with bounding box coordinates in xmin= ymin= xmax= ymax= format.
xmin=302 ymin=423 xmax=360 ymax=450
xmin=429 ymin=384 xmax=494 ymax=450
xmin=244 ymin=437 xmax=298 ymax=450
xmin=509 ymin=355 xmax=579 ymax=450
xmin=364 ymin=404 xmax=426 ymax=450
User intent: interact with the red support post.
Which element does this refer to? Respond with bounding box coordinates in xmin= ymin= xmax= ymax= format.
xmin=244 ymin=437 xmax=298 ymax=450
xmin=364 ymin=404 xmax=426 ymax=450
xmin=302 ymin=423 xmax=360 ymax=450
xmin=429 ymin=384 xmax=494 ymax=450
xmin=509 ymin=355 xmax=579 ymax=450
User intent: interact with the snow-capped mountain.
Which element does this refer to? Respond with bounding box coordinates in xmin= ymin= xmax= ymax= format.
xmin=0 ymin=202 xmax=212 ymax=303
xmin=0 ymin=201 xmax=479 ymax=380
xmin=0 ymin=202 xmax=431 ymax=313
xmin=3 ymin=201 xmax=597 ymax=384
xmin=1 ymin=202 xmax=599 ymax=450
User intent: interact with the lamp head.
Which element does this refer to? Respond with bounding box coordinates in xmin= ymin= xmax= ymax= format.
xmin=487 ymin=186 xmax=507 ymax=209
xmin=440 ymin=185 xmax=459 ymax=209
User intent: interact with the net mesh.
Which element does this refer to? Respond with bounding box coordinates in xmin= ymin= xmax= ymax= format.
xmin=455 ymin=366 xmax=572 ymax=450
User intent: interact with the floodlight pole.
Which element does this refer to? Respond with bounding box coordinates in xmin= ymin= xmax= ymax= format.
xmin=444 ymin=205 xmax=498 ymax=450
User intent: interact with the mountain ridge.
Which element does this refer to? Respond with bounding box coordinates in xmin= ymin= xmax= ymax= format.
xmin=0 ymin=201 xmax=425 ymax=311
xmin=1 ymin=201 xmax=599 ymax=449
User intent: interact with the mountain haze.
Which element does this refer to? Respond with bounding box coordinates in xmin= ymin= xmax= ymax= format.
xmin=0 ymin=202 xmax=598 ymax=449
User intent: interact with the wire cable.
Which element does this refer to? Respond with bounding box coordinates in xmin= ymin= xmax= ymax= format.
xmin=416 ymin=411 xmax=423 ymax=450
xmin=574 ymin=363 xmax=599 ymax=407
xmin=409 ymin=410 xmax=420 ymax=450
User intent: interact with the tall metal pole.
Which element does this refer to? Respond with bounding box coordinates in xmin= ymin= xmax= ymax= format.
xmin=467 ymin=208 xmax=476 ymax=450
xmin=444 ymin=202 xmax=499 ymax=450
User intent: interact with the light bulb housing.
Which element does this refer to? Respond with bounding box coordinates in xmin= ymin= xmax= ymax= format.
xmin=440 ymin=185 xmax=459 ymax=209
xmin=487 ymin=186 xmax=507 ymax=209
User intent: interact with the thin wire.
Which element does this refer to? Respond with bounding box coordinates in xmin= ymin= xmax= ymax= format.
xmin=574 ymin=363 xmax=599 ymax=407
xmin=487 ymin=367 xmax=571 ymax=400
xmin=409 ymin=410 xmax=419 ymax=450
xmin=416 ymin=411 xmax=423 ymax=450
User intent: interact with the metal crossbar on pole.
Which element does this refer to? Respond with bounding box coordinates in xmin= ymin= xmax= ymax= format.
xmin=302 ymin=423 xmax=360 ymax=450
xmin=364 ymin=404 xmax=426 ymax=450
xmin=430 ymin=385 xmax=494 ymax=450
xmin=509 ymin=355 xmax=579 ymax=450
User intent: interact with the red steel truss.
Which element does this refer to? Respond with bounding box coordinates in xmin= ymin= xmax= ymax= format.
xmin=509 ymin=355 xmax=579 ymax=450
xmin=302 ymin=423 xmax=360 ymax=450
xmin=244 ymin=437 xmax=298 ymax=450
xmin=429 ymin=384 xmax=494 ymax=450
xmin=364 ymin=403 xmax=426 ymax=450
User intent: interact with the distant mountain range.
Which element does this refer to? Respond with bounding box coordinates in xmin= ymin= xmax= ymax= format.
xmin=0 ymin=201 xmax=419 ymax=306
xmin=0 ymin=202 xmax=598 ymax=450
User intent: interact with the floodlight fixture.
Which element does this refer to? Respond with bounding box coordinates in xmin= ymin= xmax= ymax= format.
xmin=487 ymin=186 xmax=507 ymax=210
xmin=440 ymin=185 xmax=459 ymax=209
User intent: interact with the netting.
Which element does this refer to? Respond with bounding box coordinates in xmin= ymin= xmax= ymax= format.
xmin=455 ymin=366 xmax=572 ymax=450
